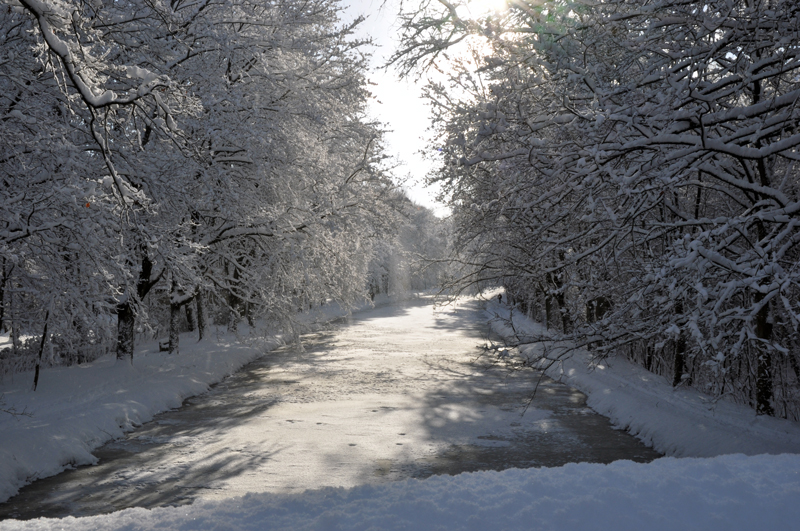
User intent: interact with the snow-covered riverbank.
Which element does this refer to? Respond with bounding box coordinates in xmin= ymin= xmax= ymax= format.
xmin=485 ymin=297 xmax=800 ymax=457
xmin=0 ymin=298 xmax=397 ymax=505
xmin=0 ymin=326 xmax=271 ymax=506
xmin=2 ymin=453 xmax=799 ymax=531
xmin=1 ymin=295 xmax=799 ymax=530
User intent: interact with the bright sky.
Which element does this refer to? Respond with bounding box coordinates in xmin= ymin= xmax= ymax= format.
xmin=340 ymin=0 xmax=449 ymax=216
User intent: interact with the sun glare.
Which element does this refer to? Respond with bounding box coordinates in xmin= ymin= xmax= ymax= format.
xmin=456 ymin=0 xmax=509 ymax=20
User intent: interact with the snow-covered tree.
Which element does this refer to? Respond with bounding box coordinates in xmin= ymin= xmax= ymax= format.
xmin=366 ymin=193 xmax=451 ymax=298
xmin=1 ymin=0 xmax=399 ymax=378
xmin=394 ymin=0 xmax=800 ymax=417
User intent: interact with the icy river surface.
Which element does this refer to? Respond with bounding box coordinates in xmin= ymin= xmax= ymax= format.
xmin=1 ymin=296 xmax=660 ymax=520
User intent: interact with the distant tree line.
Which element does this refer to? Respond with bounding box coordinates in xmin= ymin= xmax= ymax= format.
xmin=394 ymin=0 xmax=800 ymax=418
xmin=0 ymin=0 xmax=447 ymax=383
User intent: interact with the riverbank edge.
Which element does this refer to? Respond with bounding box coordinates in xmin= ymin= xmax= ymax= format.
xmin=485 ymin=297 xmax=800 ymax=457
xmin=0 ymin=292 xmax=425 ymax=505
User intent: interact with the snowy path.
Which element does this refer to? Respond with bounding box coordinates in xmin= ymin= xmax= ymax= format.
xmin=0 ymin=296 xmax=659 ymax=520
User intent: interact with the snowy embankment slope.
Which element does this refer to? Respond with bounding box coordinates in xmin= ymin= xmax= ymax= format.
xmin=2 ymin=454 xmax=799 ymax=531
xmin=0 ymin=327 xmax=273 ymax=505
xmin=2 ymin=294 xmax=800 ymax=530
xmin=0 ymin=296 xmax=402 ymax=505
xmin=486 ymin=298 xmax=800 ymax=458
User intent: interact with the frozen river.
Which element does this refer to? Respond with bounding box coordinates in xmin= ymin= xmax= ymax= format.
xmin=0 ymin=296 xmax=660 ymax=520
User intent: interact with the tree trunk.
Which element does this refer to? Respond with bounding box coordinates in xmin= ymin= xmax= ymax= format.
xmin=672 ymin=335 xmax=686 ymax=387
xmin=0 ymin=257 xmax=6 ymax=333
xmin=245 ymin=301 xmax=254 ymax=327
xmin=227 ymin=304 xmax=238 ymax=332
xmin=547 ymin=269 xmax=571 ymax=333
xmin=116 ymin=300 xmax=136 ymax=361
xmin=116 ymin=253 xmax=162 ymax=363
xmin=169 ymin=302 xmax=181 ymax=354
xmin=9 ymin=285 xmax=19 ymax=355
xmin=755 ymin=295 xmax=774 ymax=415
xmin=672 ymin=299 xmax=685 ymax=387
xmin=196 ymin=290 xmax=206 ymax=341
xmin=169 ymin=280 xmax=181 ymax=354
xmin=185 ymin=303 xmax=196 ymax=332
xmin=32 ymin=309 xmax=50 ymax=391
xmin=750 ymin=76 xmax=774 ymax=415
xmin=557 ymin=291 xmax=571 ymax=334
xmin=226 ymin=261 xmax=241 ymax=332
xmin=545 ymin=295 xmax=555 ymax=330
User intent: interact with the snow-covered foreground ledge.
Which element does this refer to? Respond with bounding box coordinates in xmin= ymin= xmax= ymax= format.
xmin=0 ymin=297 xmax=404 ymax=505
xmin=486 ymin=299 xmax=800 ymax=457
xmin=1 ymin=454 xmax=798 ymax=530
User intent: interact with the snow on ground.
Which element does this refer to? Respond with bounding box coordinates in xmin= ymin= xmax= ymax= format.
xmin=2 ymin=453 xmax=799 ymax=530
xmin=485 ymin=296 xmax=800 ymax=457
xmin=0 ymin=296 xmax=398 ymax=505
xmin=2 ymin=294 xmax=658 ymax=520
xmin=1 ymin=294 xmax=800 ymax=530
xmin=0 ymin=326 xmax=273 ymax=505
